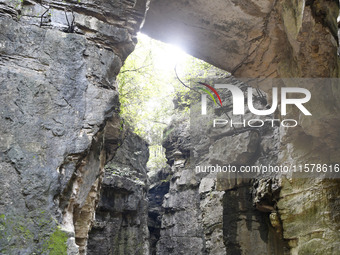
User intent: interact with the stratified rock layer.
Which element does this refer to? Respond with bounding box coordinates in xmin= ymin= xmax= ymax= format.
xmin=0 ymin=0 xmax=148 ymax=253
xmin=87 ymin=129 xmax=150 ymax=255
xmin=156 ymin=75 xmax=288 ymax=255
xmin=143 ymin=1 xmax=340 ymax=254
xmin=148 ymin=167 xmax=171 ymax=255
xmin=142 ymin=0 xmax=339 ymax=78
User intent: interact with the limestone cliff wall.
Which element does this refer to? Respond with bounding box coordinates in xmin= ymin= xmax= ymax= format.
xmin=143 ymin=1 xmax=340 ymax=254
xmin=87 ymin=129 xmax=150 ymax=254
xmin=0 ymin=0 xmax=148 ymax=253
xmin=155 ymin=75 xmax=288 ymax=255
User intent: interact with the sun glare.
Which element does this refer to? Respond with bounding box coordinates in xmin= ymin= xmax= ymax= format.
xmin=138 ymin=33 xmax=189 ymax=77
xmin=153 ymin=44 xmax=188 ymax=72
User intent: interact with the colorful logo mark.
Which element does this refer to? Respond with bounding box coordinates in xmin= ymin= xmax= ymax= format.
xmin=197 ymin=82 xmax=222 ymax=107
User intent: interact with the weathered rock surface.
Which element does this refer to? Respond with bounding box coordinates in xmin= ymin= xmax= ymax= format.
xmin=155 ymin=75 xmax=287 ymax=255
xmin=155 ymin=103 xmax=205 ymax=255
xmin=87 ymin=129 xmax=150 ymax=255
xmin=157 ymin=75 xmax=340 ymax=255
xmin=143 ymin=2 xmax=340 ymax=254
xmin=147 ymin=167 xmax=171 ymax=255
xmin=142 ymin=0 xmax=339 ymax=78
xmin=0 ymin=0 xmax=148 ymax=253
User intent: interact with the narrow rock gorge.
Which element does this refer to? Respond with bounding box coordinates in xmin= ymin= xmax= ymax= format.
xmin=1 ymin=0 xmax=340 ymax=254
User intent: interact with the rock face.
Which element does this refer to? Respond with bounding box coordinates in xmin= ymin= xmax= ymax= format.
xmin=142 ymin=0 xmax=279 ymax=77
xmin=147 ymin=167 xmax=171 ymax=255
xmin=87 ymin=129 xmax=150 ymax=255
xmin=142 ymin=0 xmax=339 ymax=78
xmin=154 ymin=74 xmax=287 ymax=255
xmin=143 ymin=1 xmax=340 ymax=255
xmin=158 ymin=116 xmax=205 ymax=254
xmin=0 ymin=0 xmax=148 ymax=253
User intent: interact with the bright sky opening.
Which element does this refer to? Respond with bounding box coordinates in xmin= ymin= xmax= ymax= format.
xmin=137 ymin=33 xmax=190 ymax=77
